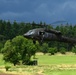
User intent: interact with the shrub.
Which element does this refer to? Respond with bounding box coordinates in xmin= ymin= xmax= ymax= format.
xmin=60 ymin=47 xmax=66 ymax=54
xmin=48 ymin=47 xmax=57 ymax=55
xmin=5 ymin=65 xmax=11 ymax=71
xmin=72 ymin=47 xmax=76 ymax=54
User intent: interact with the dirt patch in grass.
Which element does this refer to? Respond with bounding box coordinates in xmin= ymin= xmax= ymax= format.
xmin=0 ymin=73 xmax=17 ymax=75
xmin=1 ymin=64 xmax=76 ymax=75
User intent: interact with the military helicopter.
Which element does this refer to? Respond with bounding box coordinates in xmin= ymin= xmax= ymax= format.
xmin=23 ymin=23 xmax=76 ymax=45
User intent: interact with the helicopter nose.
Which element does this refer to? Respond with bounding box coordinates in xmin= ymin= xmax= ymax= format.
xmin=23 ymin=33 xmax=30 ymax=38
xmin=23 ymin=30 xmax=35 ymax=38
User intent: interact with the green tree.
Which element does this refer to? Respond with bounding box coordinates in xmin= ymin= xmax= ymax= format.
xmin=12 ymin=21 xmax=19 ymax=37
xmin=41 ymin=43 xmax=48 ymax=54
xmin=0 ymin=42 xmax=4 ymax=52
xmin=2 ymin=36 xmax=37 ymax=65
xmin=22 ymin=40 xmax=37 ymax=64
xmin=0 ymin=20 xmax=4 ymax=35
xmin=1 ymin=40 xmax=20 ymax=66
xmin=4 ymin=21 xmax=12 ymax=39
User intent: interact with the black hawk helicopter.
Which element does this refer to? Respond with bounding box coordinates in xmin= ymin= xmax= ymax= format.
xmin=23 ymin=23 xmax=76 ymax=45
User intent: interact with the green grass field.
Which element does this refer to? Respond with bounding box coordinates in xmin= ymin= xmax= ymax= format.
xmin=37 ymin=54 xmax=76 ymax=65
xmin=0 ymin=53 xmax=76 ymax=75
xmin=44 ymin=70 xmax=76 ymax=75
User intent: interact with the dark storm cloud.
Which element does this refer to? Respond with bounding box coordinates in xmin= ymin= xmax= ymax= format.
xmin=0 ymin=0 xmax=76 ymax=24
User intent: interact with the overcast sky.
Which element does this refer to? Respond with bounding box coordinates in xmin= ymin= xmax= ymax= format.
xmin=0 ymin=0 xmax=76 ymax=24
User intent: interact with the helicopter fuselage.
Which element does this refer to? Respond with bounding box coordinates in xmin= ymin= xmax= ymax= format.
xmin=24 ymin=28 xmax=76 ymax=44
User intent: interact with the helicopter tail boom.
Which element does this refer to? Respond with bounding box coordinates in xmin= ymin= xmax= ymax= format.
xmin=59 ymin=36 xmax=76 ymax=44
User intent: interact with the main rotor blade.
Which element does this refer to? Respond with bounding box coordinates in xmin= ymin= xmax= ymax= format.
xmin=51 ymin=21 xmax=67 ymax=24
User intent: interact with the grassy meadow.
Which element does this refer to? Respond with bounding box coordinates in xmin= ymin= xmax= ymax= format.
xmin=36 ymin=53 xmax=76 ymax=65
xmin=0 ymin=53 xmax=76 ymax=75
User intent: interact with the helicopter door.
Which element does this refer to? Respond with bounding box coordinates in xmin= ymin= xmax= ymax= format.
xmin=39 ymin=31 xmax=45 ymax=35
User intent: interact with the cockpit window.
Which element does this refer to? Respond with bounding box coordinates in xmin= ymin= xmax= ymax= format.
xmin=27 ymin=30 xmax=35 ymax=35
xmin=28 ymin=30 xmax=32 ymax=33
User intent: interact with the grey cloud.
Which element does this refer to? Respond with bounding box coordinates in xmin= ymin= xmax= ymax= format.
xmin=0 ymin=0 xmax=76 ymax=24
xmin=45 ymin=1 xmax=76 ymax=23
xmin=0 ymin=11 xmax=31 ymax=22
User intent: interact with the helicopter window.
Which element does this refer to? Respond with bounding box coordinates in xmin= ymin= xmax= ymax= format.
xmin=39 ymin=31 xmax=45 ymax=35
xmin=28 ymin=30 xmax=35 ymax=34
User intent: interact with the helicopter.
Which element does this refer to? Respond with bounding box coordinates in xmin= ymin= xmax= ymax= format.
xmin=23 ymin=23 xmax=76 ymax=45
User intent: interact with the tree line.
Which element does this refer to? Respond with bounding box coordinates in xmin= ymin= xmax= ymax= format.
xmin=0 ymin=19 xmax=76 ymax=65
xmin=0 ymin=20 xmax=76 ymax=51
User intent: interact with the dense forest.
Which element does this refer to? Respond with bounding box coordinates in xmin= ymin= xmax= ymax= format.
xmin=0 ymin=19 xmax=76 ymax=65
xmin=0 ymin=20 xmax=76 ymax=52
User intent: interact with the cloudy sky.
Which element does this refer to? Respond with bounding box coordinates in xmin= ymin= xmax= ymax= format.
xmin=0 ymin=0 xmax=76 ymax=24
